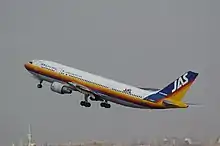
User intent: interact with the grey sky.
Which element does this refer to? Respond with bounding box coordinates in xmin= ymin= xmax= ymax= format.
xmin=0 ymin=0 xmax=220 ymax=145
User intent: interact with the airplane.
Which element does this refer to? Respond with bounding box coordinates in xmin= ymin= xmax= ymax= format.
xmin=24 ymin=59 xmax=199 ymax=109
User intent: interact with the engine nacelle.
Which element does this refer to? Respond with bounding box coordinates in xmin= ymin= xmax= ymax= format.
xmin=50 ymin=82 xmax=72 ymax=94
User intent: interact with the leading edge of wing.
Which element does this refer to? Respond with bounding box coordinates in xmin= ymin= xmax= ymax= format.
xmin=67 ymin=82 xmax=92 ymax=92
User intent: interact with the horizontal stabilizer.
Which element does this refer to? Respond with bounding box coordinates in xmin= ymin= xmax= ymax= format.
xmin=162 ymin=100 xmax=180 ymax=108
xmin=139 ymin=87 xmax=160 ymax=91
xmin=186 ymin=102 xmax=204 ymax=108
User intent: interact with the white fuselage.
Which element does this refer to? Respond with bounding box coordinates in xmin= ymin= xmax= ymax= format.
xmin=27 ymin=60 xmax=156 ymax=108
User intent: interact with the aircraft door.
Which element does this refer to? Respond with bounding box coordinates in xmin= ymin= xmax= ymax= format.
xmin=57 ymin=67 xmax=65 ymax=80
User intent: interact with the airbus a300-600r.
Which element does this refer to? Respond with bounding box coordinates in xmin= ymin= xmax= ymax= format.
xmin=24 ymin=60 xmax=199 ymax=109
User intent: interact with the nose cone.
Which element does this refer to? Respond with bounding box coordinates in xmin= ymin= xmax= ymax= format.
xmin=24 ymin=61 xmax=33 ymax=71
xmin=24 ymin=63 xmax=29 ymax=70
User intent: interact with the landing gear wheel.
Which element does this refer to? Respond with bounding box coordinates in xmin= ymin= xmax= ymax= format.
xmin=37 ymin=80 xmax=43 ymax=88
xmin=85 ymin=102 xmax=91 ymax=107
xmin=100 ymin=103 xmax=105 ymax=107
xmin=105 ymin=103 xmax=111 ymax=108
xmin=80 ymin=101 xmax=91 ymax=107
xmin=37 ymin=84 xmax=42 ymax=88
xmin=100 ymin=102 xmax=111 ymax=108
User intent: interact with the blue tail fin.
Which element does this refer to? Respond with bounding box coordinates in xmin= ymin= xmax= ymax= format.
xmin=144 ymin=71 xmax=199 ymax=102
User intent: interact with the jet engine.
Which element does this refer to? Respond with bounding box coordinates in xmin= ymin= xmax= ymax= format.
xmin=50 ymin=82 xmax=72 ymax=94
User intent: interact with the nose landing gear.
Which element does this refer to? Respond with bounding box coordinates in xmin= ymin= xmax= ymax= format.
xmin=37 ymin=80 xmax=43 ymax=88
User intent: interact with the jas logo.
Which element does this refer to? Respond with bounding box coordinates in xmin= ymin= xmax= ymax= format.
xmin=171 ymin=73 xmax=189 ymax=93
xmin=123 ymin=88 xmax=132 ymax=94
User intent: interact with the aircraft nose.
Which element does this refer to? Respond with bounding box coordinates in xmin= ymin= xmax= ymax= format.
xmin=24 ymin=63 xmax=29 ymax=70
xmin=24 ymin=61 xmax=32 ymax=70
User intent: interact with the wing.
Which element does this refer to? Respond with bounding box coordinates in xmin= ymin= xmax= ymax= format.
xmin=67 ymin=82 xmax=104 ymax=101
xmin=67 ymin=82 xmax=93 ymax=94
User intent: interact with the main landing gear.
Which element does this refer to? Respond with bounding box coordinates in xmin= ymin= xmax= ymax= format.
xmin=37 ymin=80 xmax=43 ymax=88
xmin=80 ymin=94 xmax=91 ymax=107
xmin=100 ymin=101 xmax=111 ymax=108
xmin=80 ymin=94 xmax=111 ymax=108
xmin=80 ymin=101 xmax=91 ymax=107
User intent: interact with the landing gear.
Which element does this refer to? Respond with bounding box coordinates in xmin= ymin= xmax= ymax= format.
xmin=79 ymin=94 xmax=110 ymax=108
xmin=90 ymin=96 xmax=98 ymax=101
xmin=80 ymin=94 xmax=91 ymax=107
xmin=80 ymin=101 xmax=91 ymax=107
xmin=37 ymin=80 xmax=43 ymax=88
xmin=90 ymin=96 xmax=103 ymax=101
xmin=100 ymin=101 xmax=111 ymax=108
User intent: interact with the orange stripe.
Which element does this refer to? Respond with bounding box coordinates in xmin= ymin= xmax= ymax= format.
xmin=24 ymin=63 xmax=164 ymax=108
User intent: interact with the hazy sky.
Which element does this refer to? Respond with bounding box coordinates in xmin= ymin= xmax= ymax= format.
xmin=1 ymin=0 xmax=220 ymax=145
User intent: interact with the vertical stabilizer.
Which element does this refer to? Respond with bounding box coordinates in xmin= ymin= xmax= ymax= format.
xmin=144 ymin=71 xmax=199 ymax=102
